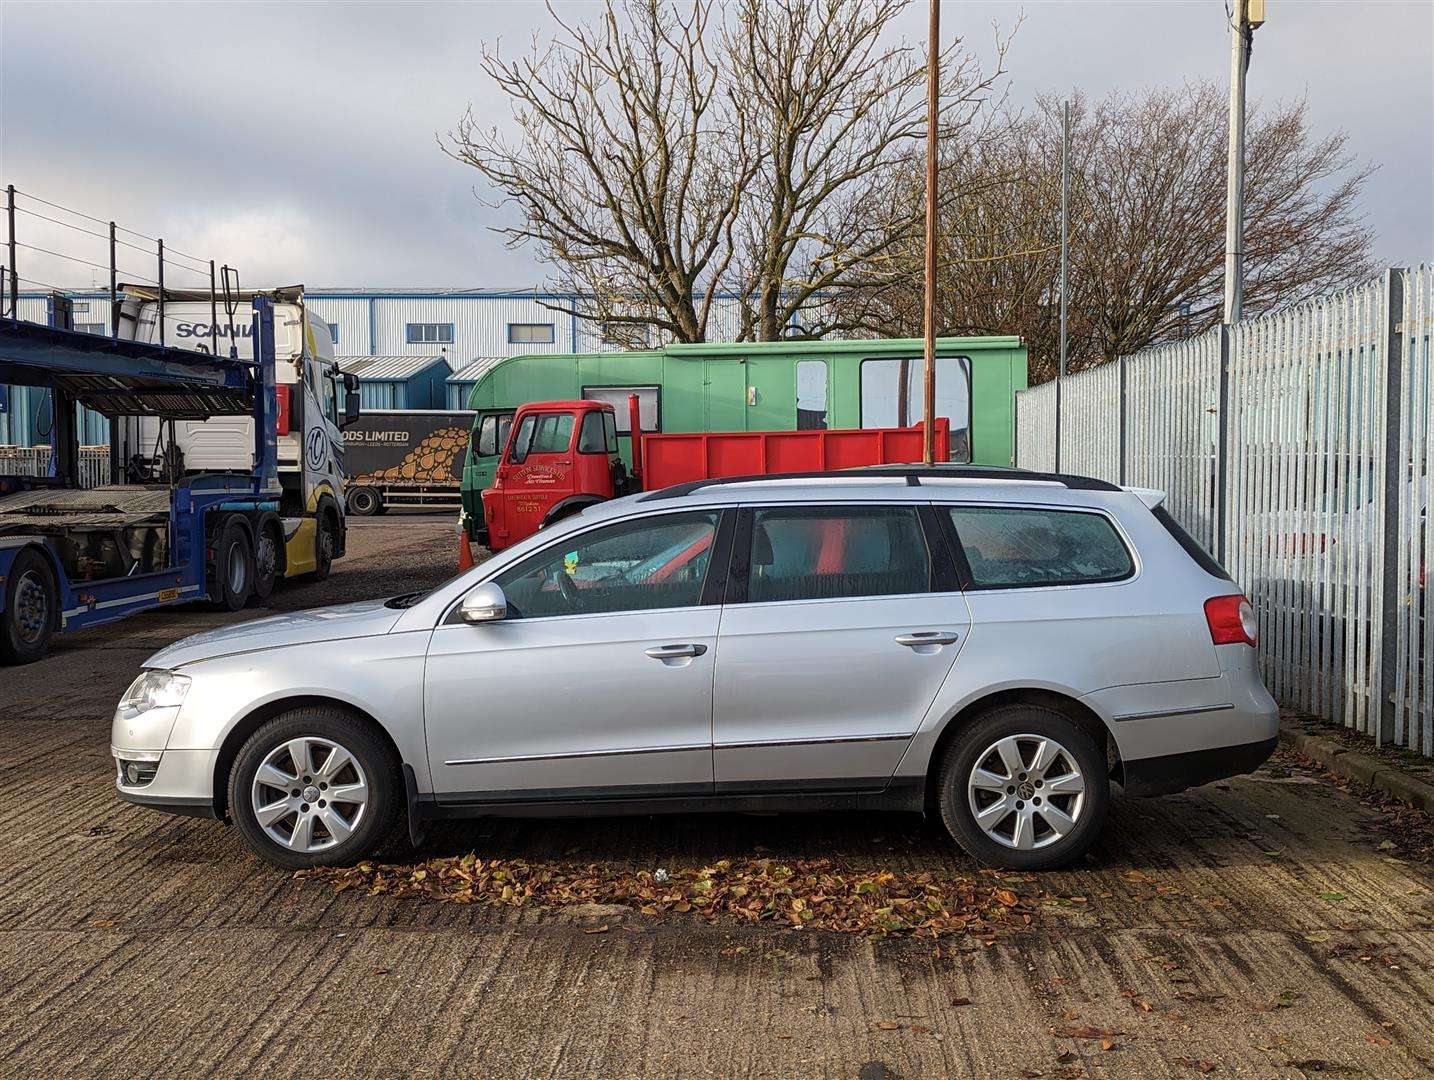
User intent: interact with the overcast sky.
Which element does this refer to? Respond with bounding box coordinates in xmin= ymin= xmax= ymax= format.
xmin=2 ymin=0 xmax=1429 ymax=291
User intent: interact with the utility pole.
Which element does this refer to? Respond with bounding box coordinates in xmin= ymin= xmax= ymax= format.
xmin=1055 ymin=99 xmax=1069 ymax=472
xmin=921 ymin=0 xmax=940 ymax=466
xmin=1223 ymin=0 xmax=1264 ymax=324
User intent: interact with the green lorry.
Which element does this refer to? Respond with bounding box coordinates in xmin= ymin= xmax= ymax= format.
xmin=458 ymin=336 xmax=1027 ymax=542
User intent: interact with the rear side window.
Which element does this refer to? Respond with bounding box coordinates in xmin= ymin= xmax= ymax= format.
xmin=947 ymin=506 xmax=1133 ymax=588
xmin=744 ymin=506 xmax=934 ymax=603
xmin=1152 ymin=506 xmax=1230 ymax=580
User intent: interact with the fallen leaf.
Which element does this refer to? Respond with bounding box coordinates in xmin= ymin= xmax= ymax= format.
xmin=1174 ymin=1057 xmax=1217 ymax=1073
xmin=582 ymin=924 xmax=609 ymax=934
xmin=1318 ymin=891 xmax=1348 ymax=902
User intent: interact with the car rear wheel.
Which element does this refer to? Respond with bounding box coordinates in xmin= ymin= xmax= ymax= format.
xmin=229 ymin=707 xmax=398 ymax=870
xmin=937 ymin=704 xmax=1109 ymax=870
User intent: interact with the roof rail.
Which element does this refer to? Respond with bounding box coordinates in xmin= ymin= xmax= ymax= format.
xmin=638 ymin=465 xmax=1120 ymax=501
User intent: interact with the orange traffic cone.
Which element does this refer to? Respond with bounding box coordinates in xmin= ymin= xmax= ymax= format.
xmin=457 ymin=530 xmax=475 ymax=572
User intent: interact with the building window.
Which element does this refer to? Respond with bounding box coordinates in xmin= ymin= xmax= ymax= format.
xmin=600 ymin=322 xmax=648 ymax=347
xmin=507 ymin=322 xmax=555 ymax=345
xmin=406 ymin=322 xmax=454 ymax=344
xmin=75 ymin=322 xmax=108 ymax=336
xmin=795 ymin=360 xmax=827 ymax=430
xmin=328 ymin=322 xmax=340 ymax=345
xmin=71 ymin=301 xmax=91 ymax=314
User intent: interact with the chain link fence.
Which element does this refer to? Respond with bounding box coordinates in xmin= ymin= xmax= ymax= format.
xmin=1016 ymin=265 xmax=1434 ymax=757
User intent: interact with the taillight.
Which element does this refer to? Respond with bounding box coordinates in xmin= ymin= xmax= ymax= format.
xmin=1205 ymin=594 xmax=1257 ymax=647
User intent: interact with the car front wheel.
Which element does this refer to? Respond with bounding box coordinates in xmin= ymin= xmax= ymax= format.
xmin=229 ymin=707 xmax=398 ymax=869
xmin=937 ymin=704 xmax=1109 ymax=870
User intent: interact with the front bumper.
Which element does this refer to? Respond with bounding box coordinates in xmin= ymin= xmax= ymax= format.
xmin=1120 ymin=736 xmax=1277 ymax=797
xmin=111 ymin=746 xmax=219 ymax=819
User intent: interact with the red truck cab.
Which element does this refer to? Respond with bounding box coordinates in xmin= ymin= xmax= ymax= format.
xmin=480 ymin=400 xmax=628 ymax=551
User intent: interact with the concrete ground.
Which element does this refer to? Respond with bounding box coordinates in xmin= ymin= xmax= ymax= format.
xmin=0 ymin=519 xmax=1429 ymax=1078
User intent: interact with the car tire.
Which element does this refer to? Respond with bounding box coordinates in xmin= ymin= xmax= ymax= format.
xmin=252 ymin=520 xmax=281 ymax=600
xmin=229 ymin=707 xmax=399 ymax=870
xmin=0 ymin=547 xmax=58 ymax=665
xmin=212 ymin=518 xmax=254 ymax=611
xmin=347 ymin=486 xmax=381 ymax=517
xmin=936 ymin=704 xmax=1109 ymax=871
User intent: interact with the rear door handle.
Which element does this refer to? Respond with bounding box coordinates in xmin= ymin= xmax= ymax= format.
xmin=894 ymin=631 xmax=960 ymax=650
xmin=645 ymin=643 xmax=708 ymax=660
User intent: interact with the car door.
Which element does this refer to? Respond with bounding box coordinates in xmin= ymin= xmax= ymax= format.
xmin=424 ymin=509 xmax=731 ymax=803
xmin=711 ymin=503 xmax=970 ymax=792
xmin=500 ymin=410 xmax=577 ymax=541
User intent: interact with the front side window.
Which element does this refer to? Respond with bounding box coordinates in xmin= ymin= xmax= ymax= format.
xmin=744 ymin=506 xmax=933 ymax=603
xmin=474 ymin=412 xmax=514 ymax=457
xmin=406 ymin=322 xmax=454 ymax=344
xmin=860 ymin=355 xmax=972 ymax=461
xmin=948 ymin=506 xmax=1134 ymax=588
xmin=494 ymin=511 xmax=720 ymax=619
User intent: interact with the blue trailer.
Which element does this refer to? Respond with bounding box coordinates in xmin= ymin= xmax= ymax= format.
xmin=0 ymin=295 xmax=322 ymax=663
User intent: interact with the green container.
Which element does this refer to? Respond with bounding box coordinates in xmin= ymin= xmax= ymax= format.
xmin=459 ymin=336 xmax=1027 ymax=528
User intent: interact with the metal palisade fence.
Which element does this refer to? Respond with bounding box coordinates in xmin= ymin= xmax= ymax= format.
xmin=1016 ymin=265 xmax=1434 ymax=757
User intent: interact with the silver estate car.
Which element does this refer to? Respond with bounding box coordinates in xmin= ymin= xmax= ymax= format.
xmin=112 ymin=467 xmax=1278 ymax=871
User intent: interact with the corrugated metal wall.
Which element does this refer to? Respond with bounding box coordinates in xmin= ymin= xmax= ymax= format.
xmin=1016 ymin=265 xmax=1434 ymax=758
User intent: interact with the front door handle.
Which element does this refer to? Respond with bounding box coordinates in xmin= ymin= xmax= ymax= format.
xmin=894 ymin=631 xmax=960 ymax=651
xmin=645 ymin=643 xmax=708 ymax=660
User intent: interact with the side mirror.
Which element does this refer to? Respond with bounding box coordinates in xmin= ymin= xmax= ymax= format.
xmin=343 ymin=391 xmax=361 ymax=427
xmin=457 ymin=582 xmax=507 ymax=624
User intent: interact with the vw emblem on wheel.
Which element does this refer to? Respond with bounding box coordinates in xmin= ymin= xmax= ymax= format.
xmin=306 ymin=427 xmax=327 ymax=471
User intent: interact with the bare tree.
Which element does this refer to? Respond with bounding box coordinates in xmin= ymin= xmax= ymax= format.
xmin=443 ymin=0 xmax=754 ymax=343
xmin=834 ymin=85 xmax=1376 ymax=381
xmin=726 ymin=0 xmax=1011 ymax=340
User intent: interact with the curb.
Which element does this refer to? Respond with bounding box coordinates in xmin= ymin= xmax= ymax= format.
xmin=1278 ymin=725 xmax=1434 ymax=814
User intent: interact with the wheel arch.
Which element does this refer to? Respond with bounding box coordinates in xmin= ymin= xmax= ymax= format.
xmin=921 ymin=687 xmax=1117 ymax=814
xmin=211 ymin=694 xmax=404 ymax=820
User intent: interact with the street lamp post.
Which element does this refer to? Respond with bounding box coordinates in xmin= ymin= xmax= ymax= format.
xmin=1224 ymin=0 xmax=1265 ymax=324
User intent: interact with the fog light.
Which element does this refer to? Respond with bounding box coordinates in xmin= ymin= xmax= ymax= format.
xmin=113 ymin=748 xmax=161 ymax=788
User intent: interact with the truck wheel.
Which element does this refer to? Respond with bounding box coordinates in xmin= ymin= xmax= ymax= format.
xmin=309 ymin=511 xmax=336 ymax=581
xmin=347 ymin=486 xmax=381 ymax=517
xmin=0 ymin=547 xmax=58 ymax=665
xmin=213 ymin=518 xmax=254 ymax=611
xmin=936 ymin=705 xmax=1109 ymax=871
xmin=252 ymin=521 xmax=281 ymax=600
xmin=228 ymin=706 xmax=399 ymax=870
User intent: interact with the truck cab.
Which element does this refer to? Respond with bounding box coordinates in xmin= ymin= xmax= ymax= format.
xmin=480 ymin=400 xmax=626 ymax=551
xmin=116 ymin=285 xmax=358 ymax=578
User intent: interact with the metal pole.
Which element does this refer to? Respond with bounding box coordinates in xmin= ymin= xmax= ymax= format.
xmin=210 ymin=260 xmax=218 ymax=356
xmin=109 ymin=222 xmax=118 ymax=337
xmin=1223 ymin=2 xmax=1250 ymax=323
xmin=6 ymin=184 xmax=17 ymax=318
xmin=1056 ymin=100 xmax=1070 ymax=472
xmin=921 ymin=0 xmax=940 ymax=466
xmin=157 ymin=239 xmax=166 ymax=346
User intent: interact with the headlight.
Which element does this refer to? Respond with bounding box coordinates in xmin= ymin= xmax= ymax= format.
xmin=118 ymin=670 xmax=192 ymax=714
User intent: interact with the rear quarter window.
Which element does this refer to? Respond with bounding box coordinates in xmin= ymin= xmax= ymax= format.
xmin=1152 ymin=506 xmax=1231 ymax=581
xmin=947 ymin=505 xmax=1134 ymax=588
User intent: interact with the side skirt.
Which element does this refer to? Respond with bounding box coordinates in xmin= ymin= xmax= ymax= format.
xmin=416 ymin=778 xmax=926 ymax=822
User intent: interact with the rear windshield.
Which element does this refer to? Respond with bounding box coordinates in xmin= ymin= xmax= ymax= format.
xmin=1152 ymin=507 xmax=1231 ymax=580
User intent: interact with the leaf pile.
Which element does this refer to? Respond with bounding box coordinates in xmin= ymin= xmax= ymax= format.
xmin=302 ymin=855 xmax=1041 ymax=938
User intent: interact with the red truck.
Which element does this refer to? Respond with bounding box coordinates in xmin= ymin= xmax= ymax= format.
xmin=476 ymin=397 xmax=949 ymax=553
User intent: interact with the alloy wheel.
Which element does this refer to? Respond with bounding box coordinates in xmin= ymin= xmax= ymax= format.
xmin=966 ymin=733 xmax=1086 ymax=851
xmin=250 ymin=736 xmax=369 ymax=853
